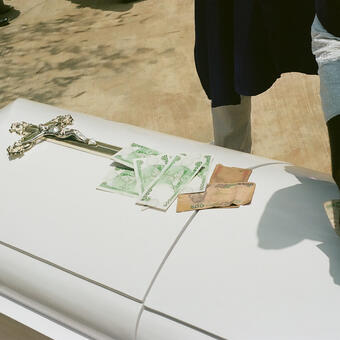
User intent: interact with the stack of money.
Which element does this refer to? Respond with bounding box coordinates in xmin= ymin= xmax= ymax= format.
xmin=176 ymin=164 xmax=256 ymax=212
xmin=97 ymin=143 xmax=213 ymax=211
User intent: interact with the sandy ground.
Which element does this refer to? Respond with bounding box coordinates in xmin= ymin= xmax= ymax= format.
xmin=0 ymin=0 xmax=331 ymax=175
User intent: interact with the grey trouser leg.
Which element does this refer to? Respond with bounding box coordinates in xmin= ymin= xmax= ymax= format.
xmin=211 ymin=96 xmax=252 ymax=153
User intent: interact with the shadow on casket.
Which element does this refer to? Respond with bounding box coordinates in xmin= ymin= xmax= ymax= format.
xmin=257 ymin=165 xmax=340 ymax=286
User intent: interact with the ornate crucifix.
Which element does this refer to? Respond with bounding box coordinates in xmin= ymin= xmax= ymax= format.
xmin=7 ymin=115 xmax=121 ymax=159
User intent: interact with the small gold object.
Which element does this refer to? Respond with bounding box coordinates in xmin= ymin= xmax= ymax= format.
xmin=7 ymin=115 xmax=121 ymax=159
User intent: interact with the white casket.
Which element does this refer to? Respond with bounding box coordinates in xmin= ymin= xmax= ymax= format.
xmin=1 ymin=99 xmax=339 ymax=340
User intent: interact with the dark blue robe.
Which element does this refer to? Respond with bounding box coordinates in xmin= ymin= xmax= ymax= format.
xmin=194 ymin=0 xmax=340 ymax=107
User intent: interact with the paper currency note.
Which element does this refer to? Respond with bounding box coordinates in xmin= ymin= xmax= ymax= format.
xmin=324 ymin=200 xmax=340 ymax=237
xmin=181 ymin=155 xmax=213 ymax=194
xmin=176 ymin=182 xmax=256 ymax=212
xmin=97 ymin=163 xmax=139 ymax=197
xmin=134 ymin=154 xmax=172 ymax=196
xmin=209 ymin=164 xmax=252 ymax=184
xmin=112 ymin=143 xmax=160 ymax=168
xmin=137 ymin=154 xmax=205 ymax=211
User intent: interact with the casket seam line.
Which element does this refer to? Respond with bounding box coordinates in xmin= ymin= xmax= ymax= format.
xmin=134 ymin=305 xmax=145 ymax=340
xmin=143 ymin=306 xmax=227 ymax=340
xmin=135 ymin=211 xmax=199 ymax=339
xmin=141 ymin=211 xmax=198 ymax=302
xmin=0 ymin=241 xmax=143 ymax=304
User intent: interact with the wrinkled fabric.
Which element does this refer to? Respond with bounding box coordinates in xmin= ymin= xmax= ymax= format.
xmin=195 ymin=0 xmax=340 ymax=108
xmin=315 ymin=0 xmax=340 ymax=37
xmin=194 ymin=0 xmax=318 ymax=107
xmin=312 ymin=16 xmax=340 ymax=121
xmin=312 ymin=16 xmax=340 ymax=65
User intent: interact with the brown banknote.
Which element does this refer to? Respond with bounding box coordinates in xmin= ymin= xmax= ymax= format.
xmin=177 ymin=182 xmax=256 ymax=212
xmin=324 ymin=200 xmax=340 ymax=237
xmin=209 ymin=164 xmax=252 ymax=184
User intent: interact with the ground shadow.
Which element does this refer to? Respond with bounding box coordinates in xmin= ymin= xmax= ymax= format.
xmin=0 ymin=5 xmax=157 ymax=109
xmin=257 ymin=165 xmax=340 ymax=285
xmin=67 ymin=0 xmax=146 ymax=12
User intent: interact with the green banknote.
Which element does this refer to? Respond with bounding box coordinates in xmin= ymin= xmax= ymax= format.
xmin=134 ymin=154 xmax=172 ymax=196
xmin=137 ymin=154 xmax=205 ymax=211
xmin=112 ymin=143 xmax=160 ymax=168
xmin=97 ymin=163 xmax=139 ymax=197
xmin=181 ymin=154 xmax=213 ymax=194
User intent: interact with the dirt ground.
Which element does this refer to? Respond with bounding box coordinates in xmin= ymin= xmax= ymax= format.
xmin=0 ymin=0 xmax=331 ymax=173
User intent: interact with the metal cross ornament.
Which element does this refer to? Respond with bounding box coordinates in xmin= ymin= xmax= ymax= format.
xmin=7 ymin=115 xmax=121 ymax=159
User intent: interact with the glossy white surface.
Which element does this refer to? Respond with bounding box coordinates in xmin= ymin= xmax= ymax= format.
xmin=145 ymin=164 xmax=340 ymax=340
xmin=136 ymin=310 xmax=216 ymax=340
xmin=3 ymin=99 xmax=338 ymax=340
xmin=0 ymin=295 xmax=88 ymax=340
xmin=0 ymin=98 xmax=197 ymax=301
xmin=0 ymin=99 xmax=280 ymax=300
xmin=0 ymin=244 xmax=140 ymax=340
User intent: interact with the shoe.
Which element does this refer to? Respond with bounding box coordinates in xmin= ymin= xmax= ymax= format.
xmin=0 ymin=17 xmax=9 ymax=26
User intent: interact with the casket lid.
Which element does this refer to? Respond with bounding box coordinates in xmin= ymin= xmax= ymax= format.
xmin=0 ymin=99 xmax=278 ymax=301
xmin=145 ymin=164 xmax=340 ymax=339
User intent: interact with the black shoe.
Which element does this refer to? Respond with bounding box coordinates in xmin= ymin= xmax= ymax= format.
xmin=0 ymin=17 xmax=9 ymax=26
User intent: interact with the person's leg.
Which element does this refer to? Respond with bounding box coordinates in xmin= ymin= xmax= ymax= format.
xmin=211 ymin=96 xmax=252 ymax=153
xmin=312 ymin=15 xmax=340 ymax=189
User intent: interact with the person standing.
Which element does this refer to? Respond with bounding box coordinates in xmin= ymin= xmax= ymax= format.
xmin=194 ymin=0 xmax=340 ymax=189
xmin=312 ymin=0 xmax=340 ymax=190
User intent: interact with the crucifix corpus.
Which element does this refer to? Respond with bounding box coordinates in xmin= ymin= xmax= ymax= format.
xmin=7 ymin=115 xmax=122 ymax=159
